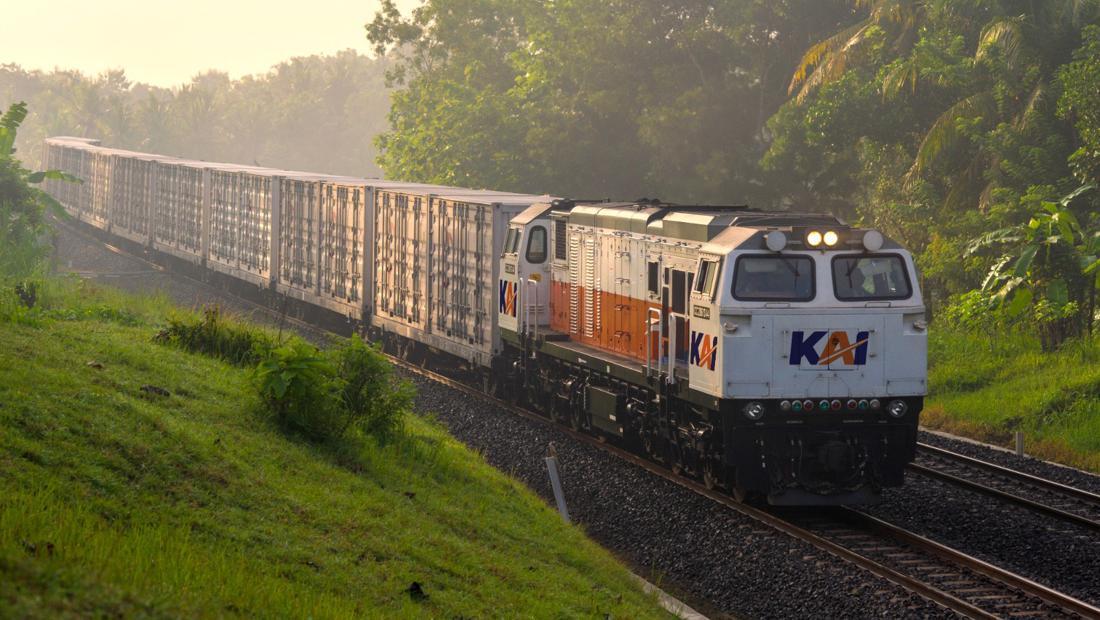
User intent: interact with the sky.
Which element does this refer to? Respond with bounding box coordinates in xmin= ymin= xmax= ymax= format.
xmin=1 ymin=0 xmax=422 ymax=87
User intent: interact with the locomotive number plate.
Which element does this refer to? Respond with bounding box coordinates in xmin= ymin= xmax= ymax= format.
xmin=692 ymin=305 xmax=711 ymax=319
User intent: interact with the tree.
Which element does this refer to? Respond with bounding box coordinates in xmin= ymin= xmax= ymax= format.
xmin=967 ymin=185 xmax=1097 ymax=348
xmin=769 ymin=0 xmax=1100 ymax=305
xmin=368 ymin=0 xmax=852 ymax=201
xmin=1059 ymin=24 xmax=1100 ymax=184
xmin=0 ymin=102 xmax=76 ymax=279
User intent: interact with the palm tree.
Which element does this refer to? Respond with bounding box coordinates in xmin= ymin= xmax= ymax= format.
xmin=789 ymin=0 xmax=1100 ymax=210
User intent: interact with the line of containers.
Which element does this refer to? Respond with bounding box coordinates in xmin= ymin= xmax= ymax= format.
xmin=42 ymin=137 xmax=553 ymax=366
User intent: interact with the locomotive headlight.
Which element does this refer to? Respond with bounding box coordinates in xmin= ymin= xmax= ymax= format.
xmin=779 ymin=400 xmax=792 ymax=412
xmin=823 ymin=230 xmax=839 ymax=247
xmin=863 ymin=230 xmax=884 ymax=252
xmin=886 ymin=399 xmax=909 ymax=418
xmin=744 ymin=401 xmax=765 ymax=421
xmin=765 ymin=231 xmax=788 ymax=252
xmin=806 ymin=231 xmax=823 ymax=247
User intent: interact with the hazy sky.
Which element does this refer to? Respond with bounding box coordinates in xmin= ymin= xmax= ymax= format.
xmin=1 ymin=0 xmax=422 ymax=87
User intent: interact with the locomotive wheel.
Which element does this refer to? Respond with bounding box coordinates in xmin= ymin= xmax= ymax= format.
xmin=548 ymin=398 xmax=562 ymax=424
xmin=702 ymin=461 xmax=719 ymax=491
xmin=668 ymin=443 xmax=684 ymax=476
xmin=732 ymin=485 xmax=750 ymax=503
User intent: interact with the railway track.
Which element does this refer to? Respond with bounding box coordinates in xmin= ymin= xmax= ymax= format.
xmin=912 ymin=443 xmax=1100 ymax=533
xmin=393 ymin=359 xmax=1100 ymax=619
xmin=60 ymin=218 xmax=1100 ymax=619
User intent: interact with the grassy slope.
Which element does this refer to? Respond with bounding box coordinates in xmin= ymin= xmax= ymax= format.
xmin=925 ymin=329 xmax=1100 ymax=472
xmin=0 ymin=280 xmax=666 ymax=618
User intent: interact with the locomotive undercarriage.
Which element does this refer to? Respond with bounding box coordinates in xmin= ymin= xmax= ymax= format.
xmin=501 ymin=334 xmax=920 ymax=505
xmin=358 ymin=320 xmax=919 ymax=507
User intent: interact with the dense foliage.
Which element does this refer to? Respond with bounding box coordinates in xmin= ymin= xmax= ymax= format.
xmin=367 ymin=0 xmax=856 ymax=199
xmin=0 ymin=52 xmax=392 ymax=177
xmin=370 ymin=0 xmax=1100 ymax=342
xmin=0 ymin=101 xmax=72 ymax=280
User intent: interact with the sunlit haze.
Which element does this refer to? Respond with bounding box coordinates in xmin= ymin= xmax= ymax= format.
xmin=0 ymin=0 xmax=422 ymax=87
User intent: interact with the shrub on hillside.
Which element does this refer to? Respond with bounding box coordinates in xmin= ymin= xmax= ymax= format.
xmin=254 ymin=342 xmax=345 ymax=442
xmin=155 ymin=306 xmax=273 ymax=365
xmin=252 ymin=336 xmax=412 ymax=444
xmin=331 ymin=337 xmax=412 ymax=443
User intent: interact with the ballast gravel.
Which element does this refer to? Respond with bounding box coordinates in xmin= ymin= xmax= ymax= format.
xmin=856 ymin=432 xmax=1100 ymax=607
xmin=410 ymin=375 xmax=953 ymax=619
xmin=919 ymin=430 xmax=1100 ymax=496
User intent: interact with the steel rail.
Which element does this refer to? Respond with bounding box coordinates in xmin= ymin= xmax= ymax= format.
xmin=912 ymin=443 xmax=1100 ymax=533
xmin=391 ymin=358 xmax=1100 ymax=619
xmin=58 ymin=216 xmax=1100 ymax=620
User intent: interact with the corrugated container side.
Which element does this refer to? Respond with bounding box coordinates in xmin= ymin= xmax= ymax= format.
xmin=278 ymin=178 xmax=320 ymax=293
xmin=374 ymin=189 xmax=542 ymax=366
xmin=155 ymin=162 xmax=205 ymax=257
xmin=207 ymin=169 xmax=277 ymax=284
xmin=90 ymin=151 xmax=111 ymax=226
xmin=209 ymin=169 xmax=242 ymax=266
xmin=319 ymin=182 xmax=368 ymax=313
xmin=375 ymin=190 xmax=430 ymax=329
xmin=108 ymin=155 xmax=156 ymax=242
xmin=240 ymin=172 xmax=276 ymax=280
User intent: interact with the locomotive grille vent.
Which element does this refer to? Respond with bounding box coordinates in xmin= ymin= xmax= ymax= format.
xmin=554 ymin=219 xmax=567 ymax=260
xmin=569 ymin=233 xmax=581 ymax=334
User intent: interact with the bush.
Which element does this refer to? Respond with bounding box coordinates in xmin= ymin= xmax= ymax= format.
xmin=155 ymin=306 xmax=273 ymax=365
xmin=331 ymin=337 xmax=412 ymax=443
xmin=252 ymin=336 xmax=412 ymax=444
xmin=254 ymin=342 xmax=345 ymax=442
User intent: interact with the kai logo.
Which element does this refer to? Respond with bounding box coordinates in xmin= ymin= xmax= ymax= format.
xmin=689 ymin=331 xmax=718 ymax=371
xmin=499 ymin=280 xmax=517 ymax=317
xmin=789 ymin=330 xmax=870 ymax=366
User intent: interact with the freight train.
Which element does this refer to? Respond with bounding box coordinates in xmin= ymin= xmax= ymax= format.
xmin=43 ymin=136 xmax=927 ymax=505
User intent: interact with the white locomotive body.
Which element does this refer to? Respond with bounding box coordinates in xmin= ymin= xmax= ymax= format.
xmin=498 ymin=201 xmax=926 ymax=503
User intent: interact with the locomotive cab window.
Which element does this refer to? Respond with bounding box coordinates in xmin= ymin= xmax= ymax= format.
xmin=733 ymin=255 xmax=814 ymax=301
xmin=647 ymin=261 xmax=659 ymax=296
xmin=832 ymin=254 xmax=911 ymax=301
xmin=503 ymin=227 xmax=522 ymax=256
xmin=526 ymin=225 xmax=548 ymax=263
xmin=693 ymin=258 xmax=722 ymax=298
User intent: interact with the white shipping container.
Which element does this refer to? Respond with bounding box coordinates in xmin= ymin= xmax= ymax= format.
xmin=207 ymin=168 xmax=280 ymax=286
xmin=154 ymin=161 xmax=207 ymax=262
xmin=108 ymin=153 xmax=160 ymax=245
xmin=373 ymin=189 xmax=553 ymax=366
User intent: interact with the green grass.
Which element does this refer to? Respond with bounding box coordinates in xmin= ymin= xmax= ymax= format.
xmin=0 ymin=277 xmax=668 ymax=618
xmin=926 ymin=328 xmax=1100 ymax=473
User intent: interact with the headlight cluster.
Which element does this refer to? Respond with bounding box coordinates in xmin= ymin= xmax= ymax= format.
xmin=805 ymin=230 xmax=840 ymax=248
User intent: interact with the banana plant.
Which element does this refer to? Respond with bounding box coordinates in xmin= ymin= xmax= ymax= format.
xmin=1 ymin=101 xmax=81 ymax=191
xmin=968 ymin=184 xmax=1095 ymax=320
xmin=0 ymin=101 xmax=80 ymax=279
